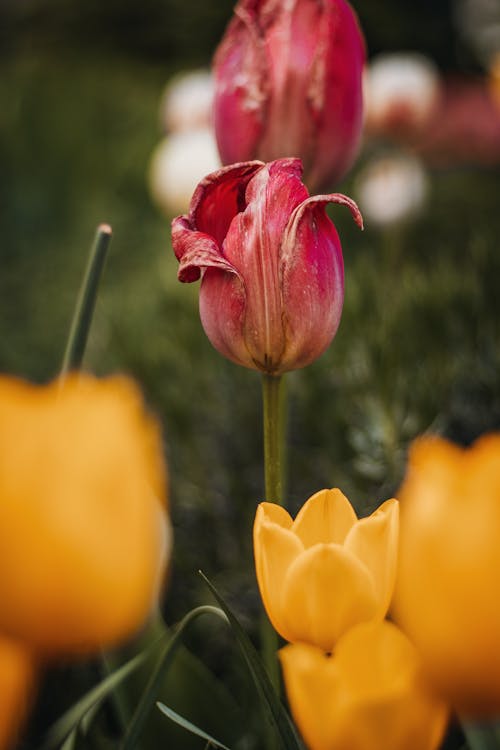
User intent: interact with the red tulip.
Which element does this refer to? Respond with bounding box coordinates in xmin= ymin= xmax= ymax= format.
xmin=172 ymin=158 xmax=362 ymax=374
xmin=213 ymin=0 xmax=366 ymax=192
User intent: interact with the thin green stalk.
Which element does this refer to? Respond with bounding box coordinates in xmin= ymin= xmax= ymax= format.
xmin=260 ymin=373 xmax=287 ymax=745
xmin=262 ymin=374 xmax=286 ymax=505
xmin=60 ymin=223 xmax=112 ymax=376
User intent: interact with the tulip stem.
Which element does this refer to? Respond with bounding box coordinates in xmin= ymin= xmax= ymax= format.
xmin=261 ymin=373 xmax=287 ymax=733
xmin=60 ymin=223 xmax=112 ymax=376
xmin=262 ymin=374 xmax=286 ymax=505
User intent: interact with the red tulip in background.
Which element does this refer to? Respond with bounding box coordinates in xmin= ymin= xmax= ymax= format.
xmin=172 ymin=158 xmax=362 ymax=374
xmin=213 ymin=0 xmax=365 ymax=192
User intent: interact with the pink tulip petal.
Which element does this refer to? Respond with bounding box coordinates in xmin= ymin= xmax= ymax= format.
xmin=222 ymin=158 xmax=309 ymax=371
xmin=257 ymin=0 xmax=322 ymax=167
xmin=189 ymin=161 xmax=263 ymax=246
xmin=307 ymin=0 xmax=365 ymax=190
xmin=199 ymin=269 xmax=252 ymax=368
xmin=214 ymin=4 xmax=268 ymax=165
xmin=172 ymin=216 xmax=240 ymax=283
xmin=171 ymin=161 xmax=264 ymax=283
xmin=278 ymin=193 xmax=362 ymax=371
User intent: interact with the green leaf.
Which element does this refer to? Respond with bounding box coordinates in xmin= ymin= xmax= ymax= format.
xmin=156 ymin=702 xmax=231 ymax=750
xmin=60 ymin=731 xmax=77 ymax=750
xmin=200 ymin=571 xmax=303 ymax=750
xmin=120 ymin=605 xmax=228 ymax=750
xmin=43 ymin=651 xmax=146 ymax=750
xmin=60 ymin=223 xmax=112 ymax=375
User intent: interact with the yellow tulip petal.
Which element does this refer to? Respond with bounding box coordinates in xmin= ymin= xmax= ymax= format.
xmin=292 ymin=488 xmax=358 ymax=548
xmin=280 ymin=625 xmax=448 ymax=750
xmin=0 ymin=636 xmax=35 ymax=750
xmin=394 ymin=434 xmax=500 ymax=715
xmin=255 ymin=501 xmax=293 ymax=530
xmin=253 ymin=504 xmax=303 ymax=640
xmin=281 ymin=544 xmax=378 ymax=651
xmin=332 ymin=622 xmax=448 ymax=750
xmin=0 ymin=374 xmax=169 ymax=655
xmin=344 ymin=498 xmax=399 ymax=619
xmin=335 ymin=621 xmax=418 ymax=698
xmin=280 ymin=643 xmax=339 ymax=750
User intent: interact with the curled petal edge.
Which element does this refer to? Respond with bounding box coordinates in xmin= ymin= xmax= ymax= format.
xmin=288 ymin=193 xmax=364 ymax=235
xmin=172 ymin=216 xmax=241 ymax=283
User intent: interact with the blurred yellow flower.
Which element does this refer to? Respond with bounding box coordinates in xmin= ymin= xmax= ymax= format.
xmin=394 ymin=434 xmax=500 ymax=716
xmin=253 ymin=490 xmax=399 ymax=651
xmin=0 ymin=635 xmax=35 ymax=750
xmin=280 ymin=621 xmax=448 ymax=750
xmin=0 ymin=373 xmax=170 ymax=656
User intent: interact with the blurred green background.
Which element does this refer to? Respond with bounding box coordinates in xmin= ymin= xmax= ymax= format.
xmin=1 ymin=0 xmax=499 ymax=746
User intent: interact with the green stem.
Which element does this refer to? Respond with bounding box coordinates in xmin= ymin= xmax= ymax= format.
xmin=260 ymin=374 xmax=287 ymax=740
xmin=60 ymin=224 xmax=112 ymax=376
xmin=262 ymin=374 xmax=286 ymax=505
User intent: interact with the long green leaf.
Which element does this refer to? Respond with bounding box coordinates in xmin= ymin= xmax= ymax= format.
xmin=156 ymin=702 xmax=231 ymax=750
xmin=43 ymin=651 xmax=145 ymax=750
xmin=60 ymin=223 xmax=112 ymax=376
xmin=120 ymin=605 xmax=228 ymax=750
xmin=200 ymin=572 xmax=303 ymax=750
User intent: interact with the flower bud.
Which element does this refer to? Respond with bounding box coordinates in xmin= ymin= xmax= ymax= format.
xmin=253 ymin=489 xmax=399 ymax=651
xmin=213 ymin=0 xmax=365 ymax=192
xmin=172 ymin=158 xmax=362 ymax=375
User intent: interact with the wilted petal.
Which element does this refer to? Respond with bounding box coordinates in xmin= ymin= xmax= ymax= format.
xmin=344 ymin=498 xmax=399 ymax=619
xmin=189 ymin=161 xmax=263 ymax=245
xmin=281 ymin=544 xmax=378 ymax=651
xmin=172 ymin=215 xmax=240 ymax=283
xmin=292 ymin=488 xmax=357 ymax=548
xmin=278 ymin=193 xmax=362 ymax=371
xmin=253 ymin=503 xmax=304 ymax=641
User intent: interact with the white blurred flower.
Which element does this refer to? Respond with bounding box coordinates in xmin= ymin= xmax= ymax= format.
xmin=355 ymin=154 xmax=428 ymax=226
xmin=148 ymin=129 xmax=221 ymax=216
xmin=365 ymin=53 xmax=440 ymax=137
xmin=160 ymin=69 xmax=214 ymax=133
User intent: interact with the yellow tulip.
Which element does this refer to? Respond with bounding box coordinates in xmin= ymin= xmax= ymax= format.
xmin=280 ymin=621 xmax=448 ymax=750
xmin=0 ymin=373 xmax=170 ymax=656
xmin=253 ymin=489 xmax=399 ymax=650
xmin=394 ymin=434 xmax=500 ymax=716
xmin=0 ymin=635 xmax=35 ymax=750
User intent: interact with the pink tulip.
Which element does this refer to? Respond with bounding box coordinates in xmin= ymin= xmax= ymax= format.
xmin=213 ymin=0 xmax=366 ymax=192
xmin=172 ymin=158 xmax=362 ymax=374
